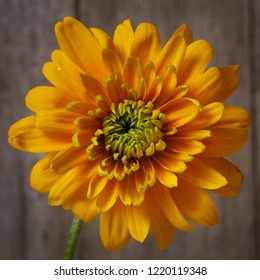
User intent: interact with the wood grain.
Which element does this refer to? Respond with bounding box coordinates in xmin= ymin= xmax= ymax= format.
xmin=0 ymin=0 xmax=258 ymax=259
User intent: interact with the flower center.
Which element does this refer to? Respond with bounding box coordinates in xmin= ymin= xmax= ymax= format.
xmin=102 ymin=99 xmax=167 ymax=160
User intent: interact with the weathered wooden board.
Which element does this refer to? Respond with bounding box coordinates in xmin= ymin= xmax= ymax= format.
xmin=0 ymin=0 xmax=258 ymax=259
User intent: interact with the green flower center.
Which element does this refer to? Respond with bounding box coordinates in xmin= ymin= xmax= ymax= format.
xmin=102 ymin=99 xmax=167 ymax=160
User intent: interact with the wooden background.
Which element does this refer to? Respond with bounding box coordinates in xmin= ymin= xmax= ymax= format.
xmin=0 ymin=0 xmax=259 ymax=260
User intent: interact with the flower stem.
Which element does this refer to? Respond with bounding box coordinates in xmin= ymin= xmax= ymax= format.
xmin=63 ymin=216 xmax=83 ymax=260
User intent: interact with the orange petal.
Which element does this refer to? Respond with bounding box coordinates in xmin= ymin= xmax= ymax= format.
xmin=154 ymin=64 xmax=177 ymax=107
xmin=102 ymin=49 xmax=123 ymax=76
xmin=30 ymin=153 xmax=62 ymax=192
xmin=8 ymin=117 xmax=72 ymax=152
xmin=187 ymin=65 xmax=240 ymax=105
xmin=64 ymin=188 xmax=98 ymax=223
xmin=34 ymin=109 xmax=79 ymax=133
xmin=203 ymin=158 xmax=243 ymax=196
xmin=125 ymin=204 xmax=150 ymax=242
xmin=151 ymin=185 xmax=194 ymax=230
xmin=165 ymin=138 xmax=205 ymax=155
xmin=118 ymin=175 xmax=145 ymax=206
xmin=72 ymin=129 xmax=96 ymax=147
xmin=213 ymin=65 xmax=241 ymax=102
xmin=26 ymin=86 xmax=76 ymax=112
xmin=90 ymin=27 xmax=114 ymax=49
xmin=55 ymin=17 xmax=107 ymax=80
xmin=172 ymin=179 xmax=218 ymax=226
xmin=172 ymin=23 xmax=193 ymax=45
xmin=87 ymin=173 xmax=108 ymax=199
xmin=48 ymin=163 xmax=94 ymax=205
xmin=184 ymin=102 xmax=225 ymax=129
xmin=131 ymin=22 xmax=161 ymax=65
xmin=179 ymin=158 xmax=228 ymax=189
xmin=156 ymin=35 xmax=186 ymax=74
xmin=51 ymin=50 xmax=88 ymax=100
xmin=113 ymin=19 xmax=134 ymax=62
xmin=96 ymin=180 xmax=119 ymax=212
xmin=100 ymin=200 xmax=131 ymax=251
xmin=152 ymin=159 xmax=178 ymax=188
xmin=153 ymin=152 xmax=187 ymax=173
xmin=178 ymin=40 xmax=214 ymax=84
xmin=213 ymin=105 xmax=251 ymax=129
xmin=202 ymin=128 xmax=249 ymax=157
xmin=149 ymin=200 xmax=176 ymax=249
xmin=161 ymin=98 xmax=201 ymax=127
xmin=51 ymin=146 xmax=89 ymax=174
xmin=123 ymin=56 xmax=141 ymax=92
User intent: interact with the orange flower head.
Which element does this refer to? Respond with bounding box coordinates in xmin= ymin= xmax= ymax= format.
xmin=8 ymin=17 xmax=251 ymax=250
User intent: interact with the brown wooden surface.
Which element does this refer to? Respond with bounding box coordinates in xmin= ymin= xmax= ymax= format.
xmin=0 ymin=0 xmax=259 ymax=259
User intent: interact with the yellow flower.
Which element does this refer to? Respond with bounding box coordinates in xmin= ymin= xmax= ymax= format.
xmin=8 ymin=17 xmax=250 ymax=251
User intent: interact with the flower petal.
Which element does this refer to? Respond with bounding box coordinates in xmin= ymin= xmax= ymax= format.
xmin=213 ymin=105 xmax=251 ymax=128
xmin=30 ymin=153 xmax=61 ymax=192
xmin=87 ymin=173 xmax=108 ymax=199
xmin=149 ymin=201 xmax=176 ymax=249
xmin=203 ymin=158 xmax=243 ymax=196
xmin=179 ymin=158 xmax=228 ymax=189
xmin=213 ymin=65 xmax=241 ymax=102
xmin=96 ymin=180 xmax=119 ymax=212
xmin=162 ymin=98 xmax=201 ymax=128
xmin=125 ymin=204 xmax=150 ymax=242
xmin=8 ymin=116 xmax=72 ymax=152
xmin=172 ymin=179 xmax=218 ymax=226
xmin=34 ymin=109 xmax=79 ymax=133
xmin=51 ymin=146 xmax=89 ymax=174
xmin=100 ymin=200 xmax=131 ymax=251
xmin=26 ymin=86 xmax=76 ymax=112
xmin=165 ymin=138 xmax=205 ymax=155
xmin=154 ymin=64 xmax=177 ymax=107
xmin=102 ymin=48 xmax=123 ymax=76
xmin=156 ymin=35 xmax=186 ymax=74
xmin=187 ymin=65 xmax=240 ymax=105
xmin=113 ymin=19 xmax=134 ymax=62
xmin=55 ymin=16 xmax=107 ymax=80
xmin=123 ymin=56 xmax=141 ymax=92
xmin=151 ymin=185 xmax=194 ymax=230
xmin=48 ymin=163 xmax=95 ymax=205
xmin=184 ymin=102 xmax=225 ymax=129
xmin=131 ymin=23 xmax=161 ymax=65
xmin=118 ymin=175 xmax=145 ymax=206
xmin=152 ymin=159 xmax=178 ymax=188
xmin=172 ymin=23 xmax=193 ymax=45
xmin=68 ymin=194 xmax=98 ymax=223
xmin=178 ymin=40 xmax=214 ymax=84
xmin=202 ymin=128 xmax=249 ymax=157
xmin=90 ymin=27 xmax=114 ymax=49
xmin=153 ymin=152 xmax=187 ymax=173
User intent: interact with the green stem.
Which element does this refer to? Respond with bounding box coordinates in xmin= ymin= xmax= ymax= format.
xmin=63 ymin=216 xmax=83 ymax=260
